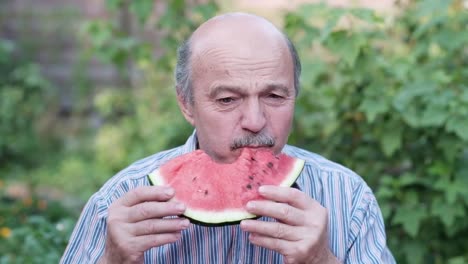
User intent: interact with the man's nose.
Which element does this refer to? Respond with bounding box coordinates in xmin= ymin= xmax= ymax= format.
xmin=240 ymin=99 xmax=267 ymax=133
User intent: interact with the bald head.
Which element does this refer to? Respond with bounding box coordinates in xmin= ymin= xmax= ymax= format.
xmin=191 ymin=13 xmax=284 ymax=50
xmin=175 ymin=12 xmax=301 ymax=104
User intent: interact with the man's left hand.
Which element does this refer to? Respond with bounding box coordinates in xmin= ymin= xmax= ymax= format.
xmin=240 ymin=186 xmax=340 ymax=264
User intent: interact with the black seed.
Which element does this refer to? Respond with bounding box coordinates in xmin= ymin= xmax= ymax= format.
xmin=246 ymin=184 xmax=252 ymax=190
xmin=257 ymin=182 xmax=261 ymax=186
xmin=250 ymin=157 xmax=256 ymax=161
xmin=267 ymin=162 xmax=273 ymax=168
xmin=192 ymin=177 xmax=197 ymax=182
xmin=262 ymin=169 xmax=267 ymax=174
xmin=204 ymin=190 xmax=208 ymax=196
xmin=248 ymin=175 xmax=254 ymax=180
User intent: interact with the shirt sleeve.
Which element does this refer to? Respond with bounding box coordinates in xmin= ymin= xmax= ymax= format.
xmin=60 ymin=193 xmax=107 ymax=264
xmin=346 ymin=188 xmax=396 ymax=264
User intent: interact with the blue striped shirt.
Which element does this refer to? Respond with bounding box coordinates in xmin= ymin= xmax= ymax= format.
xmin=61 ymin=132 xmax=395 ymax=263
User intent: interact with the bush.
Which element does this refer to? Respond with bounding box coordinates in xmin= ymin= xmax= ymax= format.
xmin=284 ymin=0 xmax=468 ymax=263
xmin=0 ymin=39 xmax=52 ymax=170
xmin=0 ymin=183 xmax=77 ymax=263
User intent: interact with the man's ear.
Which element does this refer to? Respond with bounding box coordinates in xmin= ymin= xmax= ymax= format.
xmin=177 ymin=92 xmax=195 ymax=126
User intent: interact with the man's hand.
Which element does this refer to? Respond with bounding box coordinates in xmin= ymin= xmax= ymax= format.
xmin=240 ymin=186 xmax=340 ymax=264
xmin=99 ymin=186 xmax=190 ymax=264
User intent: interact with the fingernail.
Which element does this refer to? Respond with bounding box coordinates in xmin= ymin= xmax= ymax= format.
xmin=165 ymin=188 xmax=174 ymax=196
xmin=246 ymin=202 xmax=255 ymax=209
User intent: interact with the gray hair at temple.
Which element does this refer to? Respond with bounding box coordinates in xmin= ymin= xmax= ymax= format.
xmin=174 ymin=34 xmax=302 ymax=104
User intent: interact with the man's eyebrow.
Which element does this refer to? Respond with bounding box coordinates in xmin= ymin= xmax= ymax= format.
xmin=208 ymin=85 xmax=246 ymax=98
xmin=208 ymin=83 xmax=292 ymax=97
xmin=264 ymin=83 xmax=291 ymax=97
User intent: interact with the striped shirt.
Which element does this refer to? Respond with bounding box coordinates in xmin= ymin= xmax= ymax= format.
xmin=61 ymin=131 xmax=395 ymax=263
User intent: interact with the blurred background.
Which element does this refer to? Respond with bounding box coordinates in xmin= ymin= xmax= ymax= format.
xmin=0 ymin=0 xmax=467 ymax=263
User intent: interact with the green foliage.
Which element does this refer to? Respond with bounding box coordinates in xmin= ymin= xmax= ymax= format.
xmin=0 ymin=183 xmax=77 ymax=263
xmin=284 ymin=0 xmax=468 ymax=263
xmin=0 ymin=39 xmax=52 ymax=169
xmin=28 ymin=0 xmax=218 ymax=200
xmin=79 ymin=0 xmax=210 ymax=168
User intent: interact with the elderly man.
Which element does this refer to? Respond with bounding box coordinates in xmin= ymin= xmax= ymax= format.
xmin=61 ymin=13 xmax=395 ymax=264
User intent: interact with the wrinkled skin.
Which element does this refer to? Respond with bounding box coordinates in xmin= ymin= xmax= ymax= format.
xmin=98 ymin=186 xmax=189 ymax=264
xmin=240 ymin=186 xmax=339 ymax=264
xmin=99 ymin=13 xmax=340 ymax=264
xmin=176 ymin=13 xmax=340 ymax=264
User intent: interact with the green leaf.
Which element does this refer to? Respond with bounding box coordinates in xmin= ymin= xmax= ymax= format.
xmin=105 ymin=0 xmax=122 ymax=9
xmin=130 ymin=0 xmax=154 ymax=24
xmin=359 ymin=98 xmax=389 ymax=122
xmin=192 ymin=3 xmax=218 ymax=21
xmin=379 ymin=124 xmax=402 ymax=157
xmin=325 ymin=31 xmax=366 ymax=67
xmin=428 ymin=160 xmax=452 ymax=176
xmin=349 ymin=8 xmax=381 ymax=23
xmin=419 ymin=105 xmax=449 ymax=126
xmin=413 ymin=14 xmax=447 ymax=39
xmin=399 ymin=173 xmax=424 ymax=187
xmin=402 ymin=241 xmax=425 ymax=264
xmin=432 ymin=197 xmax=465 ymax=228
xmin=393 ymin=204 xmax=427 ymax=237
xmin=448 ymin=256 xmax=467 ymax=264
xmin=413 ymin=0 xmax=453 ymax=19
xmin=446 ymin=116 xmax=468 ymax=141
xmin=319 ymin=9 xmax=344 ymax=42
xmin=393 ymin=82 xmax=438 ymax=127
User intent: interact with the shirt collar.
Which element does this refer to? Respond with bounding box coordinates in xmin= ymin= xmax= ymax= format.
xmin=180 ymin=129 xmax=198 ymax=154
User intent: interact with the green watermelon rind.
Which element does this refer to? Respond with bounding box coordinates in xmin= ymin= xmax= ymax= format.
xmin=147 ymin=157 xmax=305 ymax=225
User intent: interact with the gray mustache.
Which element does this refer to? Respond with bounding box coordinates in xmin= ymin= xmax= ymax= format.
xmin=230 ymin=133 xmax=275 ymax=150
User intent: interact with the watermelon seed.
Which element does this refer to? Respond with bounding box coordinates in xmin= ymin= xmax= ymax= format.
xmin=246 ymin=184 xmax=252 ymax=189
xmin=250 ymin=157 xmax=256 ymax=161
xmin=192 ymin=177 xmax=197 ymax=182
xmin=204 ymin=190 xmax=208 ymax=196
xmin=267 ymin=162 xmax=273 ymax=168
xmin=256 ymin=182 xmax=261 ymax=186
xmin=248 ymin=175 xmax=254 ymax=180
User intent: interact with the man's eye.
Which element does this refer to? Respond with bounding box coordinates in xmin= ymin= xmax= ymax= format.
xmin=268 ymin=94 xmax=283 ymax=99
xmin=218 ymin=97 xmax=235 ymax=104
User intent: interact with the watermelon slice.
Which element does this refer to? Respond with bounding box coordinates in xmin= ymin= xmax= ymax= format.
xmin=147 ymin=148 xmax=304 ymax=225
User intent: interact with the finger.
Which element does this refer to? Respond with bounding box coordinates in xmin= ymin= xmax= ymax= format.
xmin=119 ymin=186 xmax=175 ymax=207
xmin=258 ymin=186 xmax=314 ymax=210
xmin=248 ymin=233 xmax=290 ymax=256
xmin=137 ymin=232 xmax=183 ymax=251
xmin=132 ymin=218 xmax=190 ymax=236
xmin=128 ymin=201 xmax=186 ymax=222
xmin=240 ymin=219 xmax=301 ymax=241
xmin=245 ymin=200 xmax=304 ymax=226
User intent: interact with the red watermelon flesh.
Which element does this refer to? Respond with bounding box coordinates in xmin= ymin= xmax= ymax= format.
xmin=148 ymin=148 xmax=304 ymax=224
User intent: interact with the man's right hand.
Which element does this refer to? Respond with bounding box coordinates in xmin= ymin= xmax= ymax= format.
xmin=98 ymin=186 xmax=189 ymax=264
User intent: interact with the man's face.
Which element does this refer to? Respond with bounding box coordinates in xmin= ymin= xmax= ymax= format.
xmin=178 ymin=20 xmax=296 ymax=163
